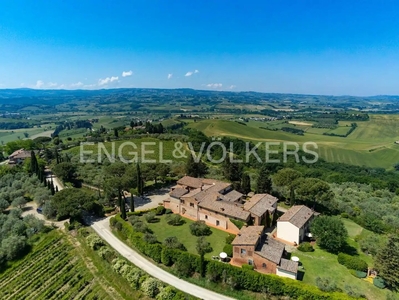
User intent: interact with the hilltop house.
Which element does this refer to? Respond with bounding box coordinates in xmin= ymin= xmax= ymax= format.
xmin=8 ymin=149 xmax=33 ymax=165
xmin=164 ymin=176 xmax=278 ymax=233
xmin=231 ymin=225 xmax=298 ymax=279
xmin=276 ymin=205 xmax=316 ymax=245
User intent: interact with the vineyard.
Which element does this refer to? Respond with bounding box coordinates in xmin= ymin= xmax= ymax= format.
xmin=0 ymin=231 xmax=115 ymax=300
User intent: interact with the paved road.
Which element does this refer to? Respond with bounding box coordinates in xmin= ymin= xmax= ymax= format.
xmin=91 ymin=217 xmax=235 ymax=300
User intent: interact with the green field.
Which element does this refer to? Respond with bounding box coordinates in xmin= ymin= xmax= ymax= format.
xmin=0 ymin=231 xmax=118 ymax=300
xmin=294 ymin=219 xmax=392 ymax=300
xmin=0 ymin=126 xmax=55 ymax=144
xmin=188 ymin=115 xmax=399 ymax=169
xmin=142 ymin=214 xmax=230 ymax=258
xmin=68 ymin=137 xmax=184 ymax=163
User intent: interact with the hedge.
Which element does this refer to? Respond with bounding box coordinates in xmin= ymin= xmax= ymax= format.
xmin=350 ymin=270 xmax=367 ymax=278
xmin=373 ymin=277 xmax=386 ymax=289
xmin=337 ymin=253 xmax=368 ymax=271
xmin=229 ymin=218 xmax=245 ymax=229
xmin=110 ymin=215 xmax=354 ymax=300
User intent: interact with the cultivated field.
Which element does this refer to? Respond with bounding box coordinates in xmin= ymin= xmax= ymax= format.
xmin=0 ymin=231 xmax=117 ymax=300
xmin=188 ymin=115 xmax=399 ymax=169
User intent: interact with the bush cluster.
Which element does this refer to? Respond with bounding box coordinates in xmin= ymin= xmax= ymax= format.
xmin=337 ymin=253 xmax=368 ymax=271
xmin=297 ymin=242 xmax=314 ymax=252
xmin=189 ymin=221 xmax=212 ymax=236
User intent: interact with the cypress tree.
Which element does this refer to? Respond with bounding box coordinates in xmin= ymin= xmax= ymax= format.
xmin=50 ymin=181 xmax=55 ymax=195
xmin=256 ymin=164 xmax=273 ymax=194
xmin=241 ymin=173 xmax=251 ymax=195
xmin=375 ymin=235 xmax=399 ymax=290
xmin=137 ymin=163 xmax=143 ymax=196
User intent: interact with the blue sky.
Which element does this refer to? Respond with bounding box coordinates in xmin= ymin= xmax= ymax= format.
xmin=1 ymin=0 xmax=399 ymax=95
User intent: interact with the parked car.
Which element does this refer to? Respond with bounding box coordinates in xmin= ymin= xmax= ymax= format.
xmin=36 ymin=207 xmax=43 ymax=214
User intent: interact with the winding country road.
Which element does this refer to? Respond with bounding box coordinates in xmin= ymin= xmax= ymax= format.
xmin=91 ymin=217 xmax=235 ymax=300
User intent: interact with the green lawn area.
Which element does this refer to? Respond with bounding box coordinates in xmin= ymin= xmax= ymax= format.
xmin=294 ymin=219 xmax=390 ymax=300
xmin=143 ymin=214 xmax=230 ymax=258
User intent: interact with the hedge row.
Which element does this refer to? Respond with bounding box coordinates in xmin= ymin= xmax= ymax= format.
xmin=111 ymin=215 xmax=355 ymax=300
xmin=337 ymin=253 xmax=368 ymax=272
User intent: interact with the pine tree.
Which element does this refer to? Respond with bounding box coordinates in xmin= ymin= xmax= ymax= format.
xmin=46 ymin=180 xmax=51 ymax=190
xmin=241 ymin=173 xmax=251 ymax=195
xmin=118 ymin=190 xmax=126 ymax=219
xmin=114 ymin=128 xmax=119 ymax=138
xmin=55 ymin=186 xmax=59 ymax=193
xmin=256 ymin=164 xmax=273 ymax=194
xmin=375 ymin=235 xmax=399 ymax=291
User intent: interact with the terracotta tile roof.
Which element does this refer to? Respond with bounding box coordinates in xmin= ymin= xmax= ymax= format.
xmin=278 ymin=205 xmax=314 ymax=228
xmin=220 ymin=190 xmax=243 ymax=202
xmin=243 ymin=194 xmax=278 ymax=217
xmin=180 ymin=188 xmax=202 ymax=199
xmin=255 ymin=235 xmax=285 ymax=264
xmin=231 ymin=226 xmax=265 ymax=245
xmin=278 ymin=258 xmax=298 ymax=273
xmin=177 ymin=176 xmax=203 ymax=189
xmin=198 ymin=196 xmax=250 ymax=221
xmin=170 ymin=188 xmax=188 ymax=198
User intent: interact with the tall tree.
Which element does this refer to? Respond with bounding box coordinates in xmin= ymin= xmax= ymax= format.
xmin=222 ymin=160 xmax=243 ymax=182
xmin=196 ymin=237 xmax=213 ymax=277
xmin=273 ymin=168 xmax=302 ymax=205
xmin=185 ymin=154 xmax=208 ymax=178
xmin=114 ymin=128 xmax=119 ymax=138
xmin=375 ymin=235 xmax=399 ymax=291
xmin=52 ymin=162 xmax=76 ymax=182
xmin=137 ymin=163 xmax=143 ymax=196
xmin=256 ymin=164 xmax=273 ymax=194
xmin=30 ymin=150 xmax=38 ymax=175
xmin=311 ymin=216 xmax=348 ymax=253
xmin=104 ymin=162 xmax=136 ymax=220
xmin=241 ymin=173 xmax=251 ymax=195
xmin=296 ymin=178 xmax=334 ymax=209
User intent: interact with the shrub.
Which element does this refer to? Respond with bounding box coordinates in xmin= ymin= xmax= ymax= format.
xmin=373 ymin=277 xmax=386 ymax=289
xmin=165 ymin=214 xmax=184 ymax=226
xmin=174 ymin=254 xmax=196 ymax=277
xmin=141 ymin=278 xmax=163 ymax=298
xmin=189 ymin=221 xmax=212 ymax=236
xmin=133 ymin=221 xmax=149 ymax=233
xmin=349 ymin=269 xmax=367 ymax=278
xmin=242 ymin=264 xmax=254 ymax=271
xmin=315 ymin=276 xmax=338 ymax=292
xmin=225 ymin=234 xmax=236 ymax=244
xmin=128 ymin=215 xmax=142 ymax=225
xmin=98 ymin=246 xmax=117 ymax=262
xmin=298 ymin=242 xmax=314 ymax=252
xmin=223 ymin=244 xmax=233 ymax=257
xmin=86 ymin=234 xmax=105 ymax=250
xmin=337 ymin=253 xmax=368 ymax=271
xmin=163 ymin=236 xmax=187 ymax=251
xmin=155 ymin=206 xmax=166 ymax=215
xmin=144 ymin=212 xmax=157 ymax=223
xmin=143 ymin=233 xmax=158 ymax=244
xmin=156 ymin=286 xmax=180 ymax=300
xmin=229 ymin=218 xmax=245 ymax=229
xmin=165 ymin=209 xmax=172 ymax=214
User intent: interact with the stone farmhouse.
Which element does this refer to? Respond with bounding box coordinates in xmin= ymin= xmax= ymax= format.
xmin=164 ymin=176 xmax=278 ymax=233
xmin=231 ymin=226 xmax=298 ymax=279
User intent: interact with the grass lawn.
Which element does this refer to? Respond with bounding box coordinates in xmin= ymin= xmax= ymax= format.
xmin=143 ymin=214 xmax=231 ymax=258
xmin=294 ymin=219 xmax=390 ymax=300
